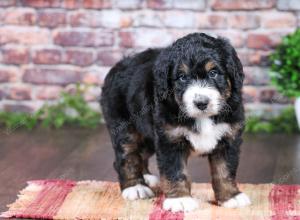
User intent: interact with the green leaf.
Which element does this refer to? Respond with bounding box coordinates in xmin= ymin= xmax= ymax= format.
xmin=269 ymin=28 xmax=300 ymax=97
xmin=0 ymin=84 xmax=101 ymax=130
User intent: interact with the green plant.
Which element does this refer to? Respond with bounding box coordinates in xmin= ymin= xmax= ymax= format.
xmin=245 ymin=107 xmax=299 ymax=134
xmin=0 ymin=85 xmax=101 ymax=130
xmin=0 ymin=112 xmax=38 ymax=131
xmin=269 ymin=28 xmax=300 ymax=97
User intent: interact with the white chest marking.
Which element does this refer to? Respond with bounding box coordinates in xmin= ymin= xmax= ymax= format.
xmin=166 ymin=118 xmax=230 ymax=155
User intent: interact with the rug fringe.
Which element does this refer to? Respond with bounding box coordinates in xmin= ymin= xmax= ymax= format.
xmin=1 ymin=182 xmax=42 ymax=218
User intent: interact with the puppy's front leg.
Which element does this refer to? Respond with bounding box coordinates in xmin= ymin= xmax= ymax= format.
xmin=208 ymin=140 xmax=251 ymax=208
xmin=156 ymin=139 xmax=198 ymax=212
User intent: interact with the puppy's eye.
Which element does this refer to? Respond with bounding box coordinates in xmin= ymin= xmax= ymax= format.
xmin=178 ymin=74 xmax=188 ymax=82
xmin=208 ymin=70 xmax=218 ymax=78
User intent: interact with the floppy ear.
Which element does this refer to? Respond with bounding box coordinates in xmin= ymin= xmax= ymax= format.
xmin=218 ymin=38 xmax=244 ymax=91
xmin=153 ymin=48 xmax=173 ymax=100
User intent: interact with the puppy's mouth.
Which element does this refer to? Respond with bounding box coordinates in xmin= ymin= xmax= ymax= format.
xmin=182 ymin=83 xmax=221 ymax=118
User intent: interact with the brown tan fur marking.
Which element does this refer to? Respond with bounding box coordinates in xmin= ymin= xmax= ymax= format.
xmin=141 ymin=151 xmax=152 ymax=174
xmin=160 ymin=154 xmax=191 ymax=198
xmin=209 ymin=154 xmax=240 ymax=202
xmin=160 ymin=175 xmax=191 ymax=198
xmin=179 ymin=63 xmax=189 ymax=74
xmin=164 ymin=124 xmax=184 ymax=142
xmin=205 ymin=61 xmax=216 ymax=72
xmin=225 ymin=78 xmax=232 ymax=98
xmin=119 ymin=132 xmax=145 ymax=189
xmin=228 ymin=122 xmax=244 ymax=139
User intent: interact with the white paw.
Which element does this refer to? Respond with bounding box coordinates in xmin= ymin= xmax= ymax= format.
xmin=221 ymin=193 xmax=251 ymax=208
xmin=163 ymin=197 xmax=198 ymax=212
xmin=143 ymin=174 xmax=160 ymax=187
xmin=122 ymin=184 xmax=154 ymax=200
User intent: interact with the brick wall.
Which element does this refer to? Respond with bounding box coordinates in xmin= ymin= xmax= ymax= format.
xmin=0 ymin=0 xmax=299 ymax=116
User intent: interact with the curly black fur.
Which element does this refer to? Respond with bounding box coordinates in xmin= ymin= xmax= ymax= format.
xmin=100 ymin=33 xmax=245 ymax=203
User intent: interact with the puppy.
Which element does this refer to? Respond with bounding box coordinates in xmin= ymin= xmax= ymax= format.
xmin=100 ymin=33 xmax=251 ymax=212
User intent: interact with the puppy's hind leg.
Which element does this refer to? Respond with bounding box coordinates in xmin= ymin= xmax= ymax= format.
xmin=111 ymin=128 xmax=154 ymax=200
xmin=140 ymin=143 xmax=160 ymax=188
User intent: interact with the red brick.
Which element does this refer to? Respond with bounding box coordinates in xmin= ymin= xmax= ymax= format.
xmin=82 ymin=67 xmax=110 ymax=85
xmin=3 ymin=8 xmax=36 ymax=25
xmin=215 ymin=31 xmax=245 ymax=48
xmin=0 ymin=27 xmax=49 ymax=45
xmin=36 ymin=86 xmax=62 ymax=100
xmin=0 ymin=10 xmax=3 ymax=25
xmin=20 ymin=0 xmax=61 ymax=7
xmin=119 ymin=31 xmax=134 ymax=48
xmin=259 ymin=87 xmax=290 ymax=104
xmin=243 ymin=86 xmax=259 ymax=103
xmin=23 ymin=68 xmax=82 ymax=85
xmin=53 ymin=30 xmax=113 ymax=46
xmin=82 ymin=0 xmax=112 ymax=9
xmin=64 ymin=49 xmax=95 ymax=66
xmin=7 ymin=86 xmax=31 ymax=100
xmin=247 ymin=33 xmax=281 ymax=50
xmin=236 ymin=50 xmax=249 ymax=66
xmin=120 ymin=16 xmax=133 ymax=28
xmin=198 ymin=14 xmax=227 ymax=29
xmin=53 ymin=30 xmax=95 ymax=46
xmin=237 ymin=50 xmax=271 ymax=66
xmin=248 ymin=50 xmax=271 ymax=66
xmin=228 ymin=14 xmax=259 ymax=30
xmin=61 ymin=0 xmax=82 ymax=9
xmin=82 ymin=72 xmax=101 ymax=85
xmin=96 ymin=31 xmax=114 ymax=46
xmin=38 ymin=11 xmax=66 ymax=28
xmin=147 ymin=0 xmax=173 ymax=9
xmin=2 ymin=47 xmax=29 ymax=64
xmin=4 ymin=104 xmax=34 ymax=113
xmin=211 ymin=0 xmax=275 ymax=10
xmin=97 ymin=50 xmax=123 ymax=66
xmin=244 ymin=67 xmax=270 ymax=85
xmin=0 ymin=0 xmax=16 ymax=7
xmin=32 ymin=49 xmax=62 ymax=64
xmin=69 ymin=10 xmax=128 ymax=28
xmin=69 ymin=11 xmax=100 ymax=27
xmin=0 ymin=89 xmax=5 ymax=100
xmin=0 ymin=67 xmax=17 ymax=82
xmin=260 ymin=12 xmax=296 ymax=29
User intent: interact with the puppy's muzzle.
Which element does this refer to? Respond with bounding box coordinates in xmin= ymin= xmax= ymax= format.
xmin=193 ymin=95 xmax=210 ymax=110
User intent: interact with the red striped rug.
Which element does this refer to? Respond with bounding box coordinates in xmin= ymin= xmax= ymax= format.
xmin=1 ymin=180 xmax=300 ymax=219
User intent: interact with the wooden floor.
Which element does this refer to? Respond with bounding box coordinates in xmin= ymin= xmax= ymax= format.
xmin=0 ymin=125 xmax=300 ymax=213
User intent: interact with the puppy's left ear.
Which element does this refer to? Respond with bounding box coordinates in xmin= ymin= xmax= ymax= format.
xmin=218 ymin=38 xmax=244 ymax=91
xmin=153 ymin=48 xmax=173 ymax=100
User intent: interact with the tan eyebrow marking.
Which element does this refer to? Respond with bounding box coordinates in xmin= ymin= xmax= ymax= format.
xmin=179 ymin=63 xmax=189 ymax=74
xmin=205 ymin=61 xmax=216 ymax=72
xmin=225 ymin=79 xmax=232 ymax=98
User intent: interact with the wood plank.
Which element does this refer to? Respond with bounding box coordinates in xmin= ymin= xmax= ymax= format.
xmin=273 ymin=135 xmax=300 ymax=184
xmin=0 ymin=128 xmax=91 ymax=213
xmin=1 ymin=126 xmax=300 ymax=213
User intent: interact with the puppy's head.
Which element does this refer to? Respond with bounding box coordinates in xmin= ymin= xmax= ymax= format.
xmin=154 ymin=33 xmax=244 ymax=118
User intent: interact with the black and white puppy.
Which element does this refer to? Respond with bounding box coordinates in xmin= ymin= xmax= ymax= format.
xmin=101 ymin=33 xmax=251 ymax=212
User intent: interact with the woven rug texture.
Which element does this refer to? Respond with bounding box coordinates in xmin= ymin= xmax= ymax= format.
xmin=1 ymin=180 xmax=300 ymax=219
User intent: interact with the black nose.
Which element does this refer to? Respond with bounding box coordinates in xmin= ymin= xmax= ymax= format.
xmin=194 ymin=99 xmax=209 ymax=110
